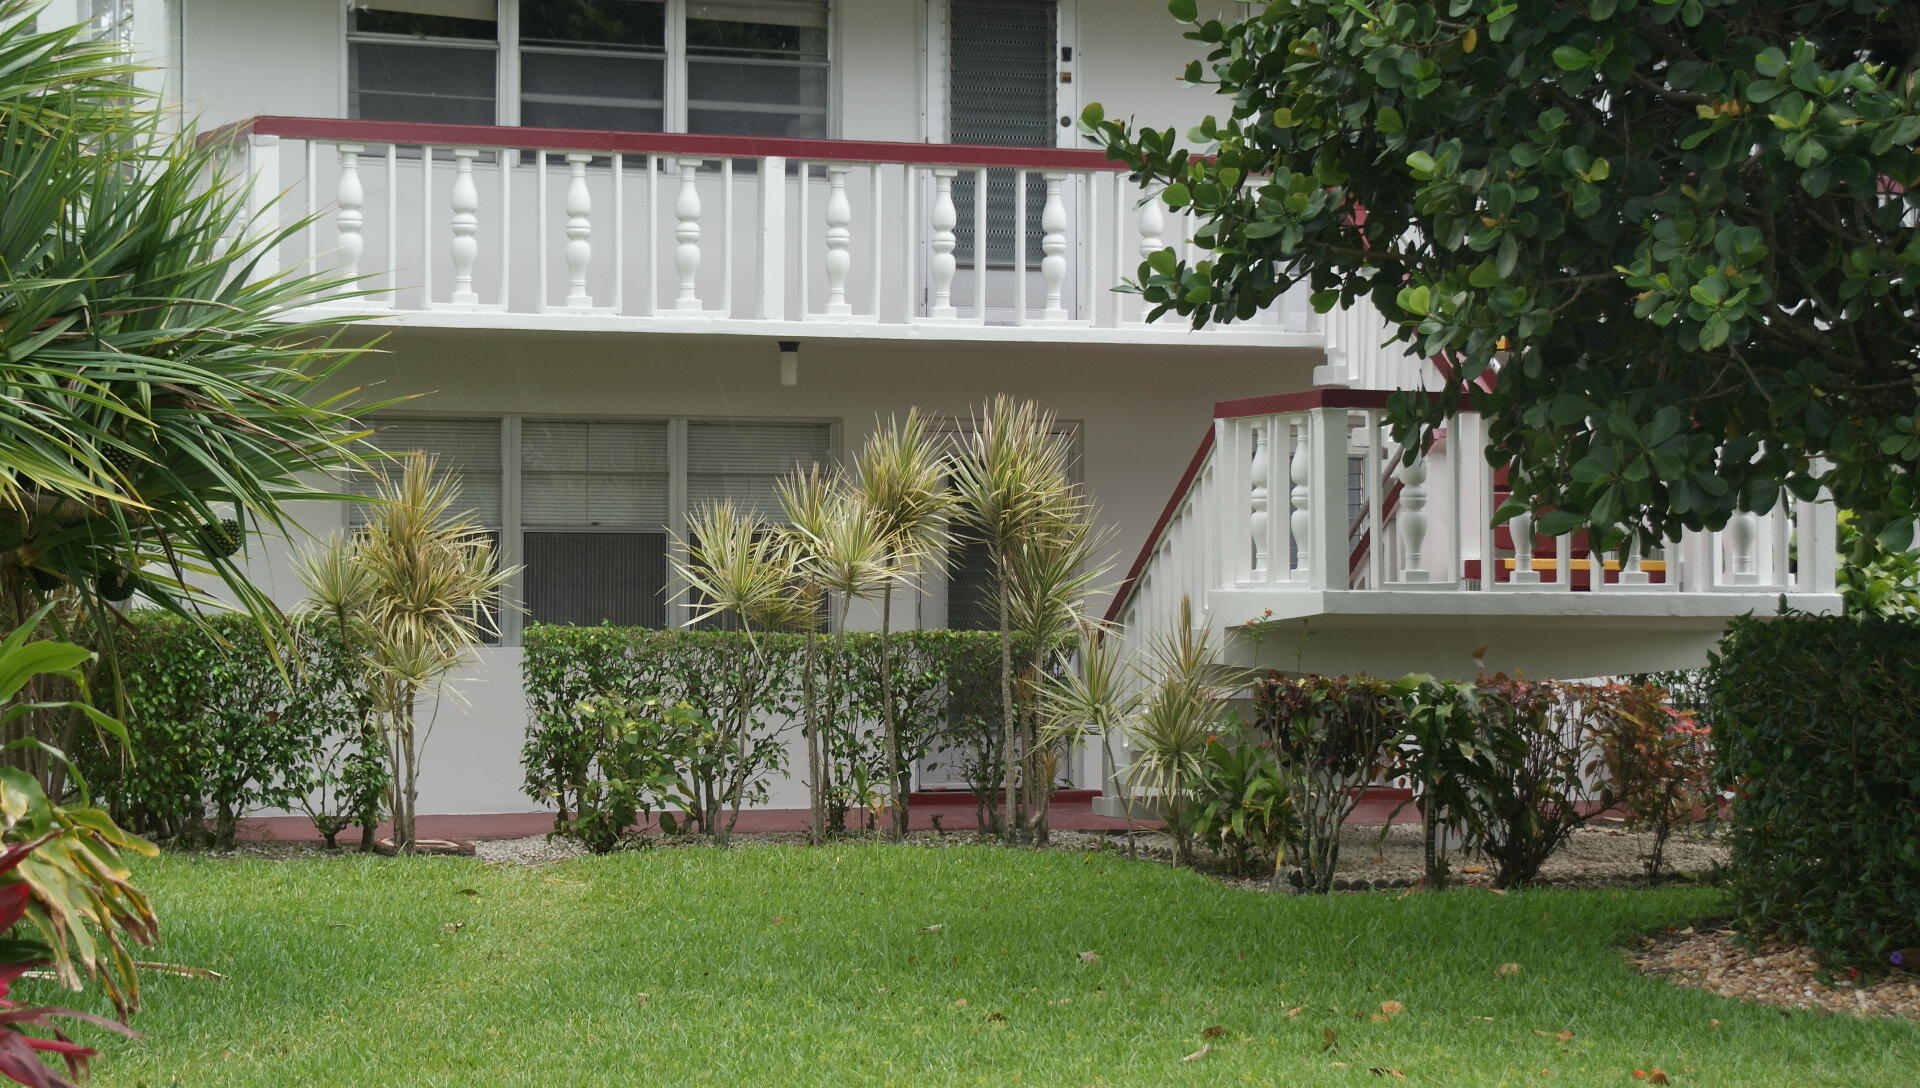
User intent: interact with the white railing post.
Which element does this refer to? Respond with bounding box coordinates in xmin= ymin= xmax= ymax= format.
xmin=1395 ymin=455 xmax=1430 ymax=583
xmin=243 ymin=133 xmax=281 ymax=277
xmin=824 ymin=163 xmax=853 ymax=316
xmin=1040 ymin=171 xmax=1070 ymax=321
xmin=928 ymin=168 xmax=959 ymax=319
xmin=1617 ymin=535 xmax=1650 ymax=587
xmin=674 ymin=157 xmax=704 ymax=311
xmin=448 ymin=147 xmax=481 ymax=307
xmin=1307 ymin=408 xmax=1350 ymax=591
xmin=334 ymin=142 xmax=366 ymax=284
xmin=564 ymin=152 xmax=593 ymax=309
xmin=1249 ymin=423 xmax=1270 ymax=579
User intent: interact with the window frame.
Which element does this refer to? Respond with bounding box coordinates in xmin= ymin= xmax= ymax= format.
xmin=345 ymin=0 xmax=837 ymax=139
xmin=351 ymin=411 xmax=842 ymax=645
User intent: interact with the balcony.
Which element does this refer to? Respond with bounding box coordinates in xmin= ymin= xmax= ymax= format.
xmin=1106 ymin=390 xmax=1842 ymax=679
xmin=211 ymin=116 xmax=1327 ymax=349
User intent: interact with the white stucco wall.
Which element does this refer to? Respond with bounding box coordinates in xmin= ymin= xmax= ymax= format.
xmin=233 ymin=330 xmax=1314 ymax=815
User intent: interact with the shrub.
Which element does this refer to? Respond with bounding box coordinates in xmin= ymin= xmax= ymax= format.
xmin=521 ymin=626 xmax=1016 ymax=839
xmin=1252 ymin=675 xmax=1403 ymax=893
xmin=1394 ymin=676 xmax=1521 ymax=889
xmin=1470 ymin=677 xmax=1602 ymax=889
xmin=78 ymin=613 xmax=381 ymax=849
xmin=554 ymin=696 xmax=707 ymax=852
xmin=1186 ymin=725 xmax=1295 ymax=878
xmin=1709 ymin=613 xmax=1920 ymax=966
xmin=1588 ymin=684 xmax=1715 ymax=883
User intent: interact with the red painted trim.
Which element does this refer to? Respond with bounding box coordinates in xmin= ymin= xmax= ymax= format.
xmin=230 ymin=115 xmax=1133 ymax=171
xmin=1102 ymin=425 xmax=1217 ymax=624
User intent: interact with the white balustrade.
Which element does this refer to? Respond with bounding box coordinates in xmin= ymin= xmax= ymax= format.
xmin=823 ymin=164 xmax=853 ymax=317
xmin=1508 ymin=507 xmax=1539 ymax=585
xmin=673 ymin=157 xmax=704 ymax=311
xmin=448 ymin=147 xmax=480 ymax=307
xmin=563 ymin=152 xmax=593 ymax=309
xmin=1289 ymin=427 xmax=1312 ymax=581
xmin=334 ymin=143 xmax=366 ymax=283
xmin=1039 ymin=172 xmax=1069 ymax=322
xmin=928 ymin=168 xmax=959 ymax=320
xmin=1249 ymin=424 xmax=1270 ymax=577
xmin=1394 ymin=455 xmax=1429 ymax=583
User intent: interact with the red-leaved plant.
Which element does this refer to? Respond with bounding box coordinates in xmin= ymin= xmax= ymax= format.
xmin=0 ymin=840 xmax=136 ymax=1088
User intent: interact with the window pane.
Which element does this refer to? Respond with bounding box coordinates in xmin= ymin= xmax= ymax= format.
xmin=519 ymin=0 xmax=666 ymax=51
xmin=353 ymin=418 xmax=503 ymax=528
xmin=686 ymin=421 xmax=832 ymax=521
xmin=686 ymin=1 xmax=828 ymax=60
xmin=350 ymin=41 xmax=497 ymax=124
xmin=524 ymin=531 xmax=667 ymax=627
xmin=686 ymin=59 xmax=827 ymax=138
xmin=353 ymin=2 xmax=498 ymax=41
xmin=521 ymin=420 xmax=669 ymax=527
xmin=521 ymin=50 xmax=666 ymax=131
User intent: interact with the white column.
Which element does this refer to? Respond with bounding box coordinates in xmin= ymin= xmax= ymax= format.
xmin=928 ymin=168 xmax=958 ymax=319
xmin=243 ymin=134 xmax=280 ymax=277
xmin=823 ymin=163 xmax=853 ymax=316
xmin=334 ymin=142 xmax=366 ymax=284
xmin=674 ymin=157 xmax=704 ymax=311
xmin=1395 ymin=456 xmax=1430 ymax=583
xmin=1249 ymin=424 xmax=1269 ymax=579
xmin=1040 ymin=171 xmax=1069 ymax=321
xmin=448 ymin=147 xmax=481 ymax=307
xmin=563 ymin=152 xmax=593 ymax=309
xmin=1509 ymin=507 xmax=1539 ymax=584
xmin=1290 ymin=425 xmax=1312 ymax=581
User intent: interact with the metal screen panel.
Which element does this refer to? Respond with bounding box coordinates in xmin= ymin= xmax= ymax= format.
xmin=948 ymin=0 xmax=1056 ymax=267
xmin=523 ymin=531 xmax=668 ymax=628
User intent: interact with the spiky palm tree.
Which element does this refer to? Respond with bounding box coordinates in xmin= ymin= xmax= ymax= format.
xmin=1036 ymin=619 xmax=1141 ymax=850
xmin=295 ymin=455 xmax=512 ymax=854
xmin=852 ymin=410 xmax=953 ymax=840
xmin=0 ymin=7 xmax=380 ymax=790
xmin=779 ymin=467 xmax=905 ymax=841
xmin=672 ymin=500 xmax=815 ymax=843
xmin=1007 ymin=502 xmax=1113 ymax=843
xmin=1121 ymin=597 xmax=1247 ymax=866
xmin=949 ymin=395 xmax=1077 ymax=842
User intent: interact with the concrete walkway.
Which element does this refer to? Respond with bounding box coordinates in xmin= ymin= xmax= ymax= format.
xmin=235 ymin=790 xmax=1422 ymax=844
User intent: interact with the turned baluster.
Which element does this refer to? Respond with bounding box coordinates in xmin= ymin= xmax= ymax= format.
xmin=824 ymin=164 xmax=853 ymax=316
xmin=928 ymin=168 xmax=958 ymax=319
xmin=335 ymin=143 xmax=366 ymax=282
xmin=1249 ymin=424 xmax=1269 ymax=578
xmin=563 ymin=152 xmax=593 ymax=309
xmin=1395 ymin=456 xmax=1430 ymax=582
xmin=1290 ymin=426 xmax=1312 ymax=580
xmin=1039 ymin=172 xmax=1069 ymax=321
xmin=674 ymin=157 xmax=704 ymax=311
xmin=448 ymin=147 xmax=480 ymax=306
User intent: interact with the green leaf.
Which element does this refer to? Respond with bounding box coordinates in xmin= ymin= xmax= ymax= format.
xmin=1167 ymin=0 xmax=1198 ymax=22
xmin=1376 ymin=106 xmax=1404 ymax=135
xmin=1396 ymin=284 xmax=1432 ymax=316
xmin=1405 ymin=150 xmax=1437 ymax=178
xmin=1551 ymin=46 xmax=1591 ymax=71
xmin=1538 ymin=510 xmax=1586 ymax=536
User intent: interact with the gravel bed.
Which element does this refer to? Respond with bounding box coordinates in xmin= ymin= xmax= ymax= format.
xmin=1631 ymin=928 xmax=1920 ymax=1020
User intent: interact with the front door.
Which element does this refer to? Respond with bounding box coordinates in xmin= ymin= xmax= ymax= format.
xmin=936 ymin=0 xmax=1076 ymax=322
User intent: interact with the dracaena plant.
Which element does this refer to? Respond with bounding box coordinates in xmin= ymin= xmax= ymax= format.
xmin=0 ymin=612 xmax=158 ymax=1087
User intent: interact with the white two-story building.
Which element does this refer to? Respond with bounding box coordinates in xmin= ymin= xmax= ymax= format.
xmin=80 ymin=0 xmax=1838 ymax=817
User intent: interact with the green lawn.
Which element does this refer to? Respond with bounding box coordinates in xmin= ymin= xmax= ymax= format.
xmin=46 ymin=844 xmax=1918 ymax=1087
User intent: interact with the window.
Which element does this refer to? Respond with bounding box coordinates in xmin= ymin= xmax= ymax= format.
xmin=948 ymin=0 xmax=1056 ymax=266
xmin=348 ymin=1 xmax=831 ymax=138
xmin=353 ymin=415 xmax=835 ymax=639
xmin=349 ymin=1 xmax=500 ymax=125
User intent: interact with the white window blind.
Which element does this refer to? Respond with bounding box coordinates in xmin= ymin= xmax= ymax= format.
xmin=687 ymin=421 xmax=832 ymax=520
xmin=352 ymin=417 xmax=504 ymax=528
xmin=520 ymin=420 xmax=669 ymax=528
xmin=685 ymin=0 xmax=829 ymax=138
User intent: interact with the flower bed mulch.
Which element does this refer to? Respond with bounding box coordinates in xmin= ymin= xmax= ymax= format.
xmin=1630 ymin=926 xmax=1920 ymax=1020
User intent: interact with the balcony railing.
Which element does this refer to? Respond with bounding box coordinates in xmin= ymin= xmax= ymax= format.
xmin=209 ymin=116 xmax=1325 ymax=345
xmin=1107 ymin=390 xmax=1841 ymax=637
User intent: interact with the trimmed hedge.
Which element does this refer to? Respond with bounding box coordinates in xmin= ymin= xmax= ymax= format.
xmin=1710 ymin=613 xmax=1920 ymax=966
xmin=520 ymin=625 xmax=1014 ymax=831
xmin=76 ymin=613 xmax=381 ymax=848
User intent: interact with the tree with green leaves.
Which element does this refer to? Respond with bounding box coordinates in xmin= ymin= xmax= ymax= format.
xmin=1089 ymin=0 xmax=1920 ymax=555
